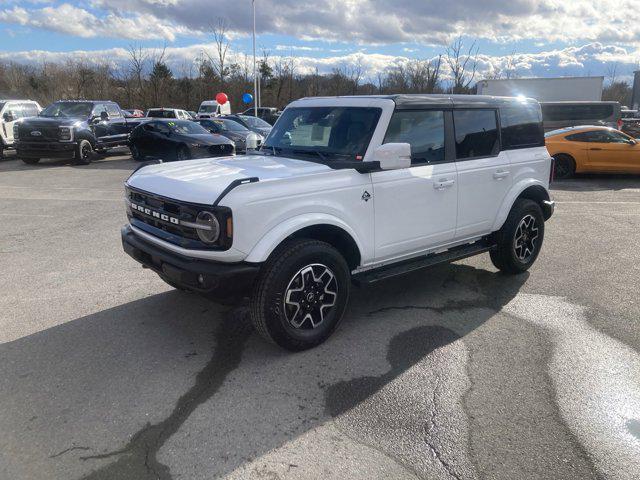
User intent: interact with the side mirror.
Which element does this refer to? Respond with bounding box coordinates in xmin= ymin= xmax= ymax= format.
xmin=3 ymin=112 xmax=14 ymax=122
xmin=373 ymin=143 xmax=411 ymax=170
xmin=100 ymin=111 xmax=109 ymax=121
xmin=628 ymin=139 xmax=637 ymax=145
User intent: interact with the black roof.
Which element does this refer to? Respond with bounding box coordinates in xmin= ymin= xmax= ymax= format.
xmin=303 ymin=94 xmax=539 ymax=109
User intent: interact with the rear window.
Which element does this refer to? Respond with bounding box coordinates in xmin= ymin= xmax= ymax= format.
xmin=454 ymin=109 xmax=499 ymax=159
xmin=147 ymin=110 xmax=177 ymax=118
xmin=541 ymin=104 xmax=614 ymax=122
xmin=500 ymin=103 xmax=544 ymax=149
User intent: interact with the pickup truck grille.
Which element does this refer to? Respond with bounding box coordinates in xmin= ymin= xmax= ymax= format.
xmin=18 ymin=125 xmax=59 ymax=142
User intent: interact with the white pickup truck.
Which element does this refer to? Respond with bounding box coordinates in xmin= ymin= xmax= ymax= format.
xmin=122 ymin=94 xmax=554 ymax=351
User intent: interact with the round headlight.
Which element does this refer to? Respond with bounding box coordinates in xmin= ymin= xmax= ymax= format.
xmin=195 ymin=211 xmax=220 ymax=244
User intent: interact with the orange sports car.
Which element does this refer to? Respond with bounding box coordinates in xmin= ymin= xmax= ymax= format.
xmin=545 ymin=126 xmax=640 ymax=178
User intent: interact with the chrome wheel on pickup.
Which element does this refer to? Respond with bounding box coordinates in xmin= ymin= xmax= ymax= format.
xmin=250 ymin=239 xmax=350 ymax=351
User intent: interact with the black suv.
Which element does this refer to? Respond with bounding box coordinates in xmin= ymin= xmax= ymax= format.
xmin=14 ymin=100 xmax=145 ymax=165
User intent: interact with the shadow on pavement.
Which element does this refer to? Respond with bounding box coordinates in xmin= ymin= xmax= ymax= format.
xmin=0 ymin=264 xmax=528 ymax=480
xmin=552 ymin=173 xmax=640 ymax=192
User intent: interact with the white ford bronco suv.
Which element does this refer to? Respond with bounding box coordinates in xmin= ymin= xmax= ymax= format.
xmin=122 ymin=95 xmax=554 ymax=351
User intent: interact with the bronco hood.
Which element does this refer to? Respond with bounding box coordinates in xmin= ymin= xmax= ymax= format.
xmin=126 ymin=154 xmax=332 ymax=205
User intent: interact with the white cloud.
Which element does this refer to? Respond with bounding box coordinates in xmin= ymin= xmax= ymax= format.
xmin=0 ymin=2 xmax=191 ymax=41
xmin=1 ymin=42 xmax=637 ymax=84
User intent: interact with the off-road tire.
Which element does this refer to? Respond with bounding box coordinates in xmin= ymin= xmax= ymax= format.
xmin=74 ymin=139 xmax=94 ymax=165
xmin=250 ymin=239 xmax=350 ymax=351
xmin=490 ymin=199 xmax=545 ymax=274
xmin=553 ymin=154 xmax=575 ymax=179
xmin=21 ymin=157 xmax=40 ymax=164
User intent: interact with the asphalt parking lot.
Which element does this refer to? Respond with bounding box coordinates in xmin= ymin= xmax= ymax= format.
xmin=1 ymin=152 xmax=639 ymax=480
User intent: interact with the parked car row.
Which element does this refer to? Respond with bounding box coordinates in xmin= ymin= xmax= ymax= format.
xmin=5 ymin=96 xmax=278 ymax=165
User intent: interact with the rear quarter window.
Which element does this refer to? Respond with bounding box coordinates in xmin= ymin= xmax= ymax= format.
xmin=500 ymin=103 xmax=544 ymax=149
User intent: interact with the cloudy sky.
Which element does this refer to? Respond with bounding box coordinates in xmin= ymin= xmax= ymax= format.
xmin=0 ymin=0 xmax=639 ymax=82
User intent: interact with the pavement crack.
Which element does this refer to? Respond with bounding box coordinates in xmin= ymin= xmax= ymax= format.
xmin=424 ymin=374 xmax=462 ymax=480
xmin=78 ymin=308 xmax=253 ymax=480
xmin=49 ymin=445 xmax=91 ymax=459
xmin=368 ymin=299 xmax=486 ymax=317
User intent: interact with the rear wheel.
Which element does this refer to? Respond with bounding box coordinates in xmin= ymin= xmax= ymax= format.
xmin=250 ymin=239 xmax=350 ymax=351
xmin=553 ymin=154 xmax=575 ymax=179
xmin=490 ymin=199 xmax=545 ymax=274
xmin=74 ymin=139 xmax=93 ymax=165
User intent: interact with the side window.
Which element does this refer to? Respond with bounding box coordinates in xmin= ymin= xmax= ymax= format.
xmin=92 ymin=104 xmax=108 ymax=117
xmin=500 ymin=104 xmax=544 ymax=149
xmin=566 ymin=131 xmax=607 ymax=143
xmin=384 ymin=110 xmax=445 ymax=164
xmin=6 ymin=104 xmax=22 ymax=119
xmin=603 ymin=130 xmax=633 ymax=143
xmin=453 ymin=109 xmax=499 ymax=159
xmin=106 ymin=104 xmax=121 ymax=118
xmin=21 ymin=103 xmax=39 ymax=117
xmin=143 ymin=122 xmax=157 ymax=132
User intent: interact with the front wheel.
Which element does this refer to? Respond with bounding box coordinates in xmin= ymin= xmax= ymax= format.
xmin=490 ymin=199 xmax=545 ymax=274
xmin=130 ymin=143 xmax=143 ymax=161
xmin=250 ymin=239 xmax=350 ymax=351
xmin=553 ymin=154 xmax=575 ymax=179
xmin=74 ymin=139 xmax=94 ymax=165
xmin=21 ymin=157 xmax=40 ymax=165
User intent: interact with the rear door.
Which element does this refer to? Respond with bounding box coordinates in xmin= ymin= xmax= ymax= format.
xmin=371 ymin=109 xmax=458 ymax=261
xmin=106 ymin=103 xmax=128 ymax=143
xmin=453 ymin=109 xmax=511 ymax=239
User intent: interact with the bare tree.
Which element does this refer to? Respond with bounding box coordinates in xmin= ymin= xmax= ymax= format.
xmin=206 ymin=18 xmax=231 ymax=87
xmin=445 ymin=36 xmax=479 ymax=93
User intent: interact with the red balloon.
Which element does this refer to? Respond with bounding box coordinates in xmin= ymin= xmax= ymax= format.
xmin=215 ymin=92 xmax=228 ymax=105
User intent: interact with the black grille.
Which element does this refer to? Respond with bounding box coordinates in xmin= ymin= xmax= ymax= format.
xmin=18 ymin=125 xmax=59 ymax=142
xmin=128 ymin=188 xmax=200 ymax=240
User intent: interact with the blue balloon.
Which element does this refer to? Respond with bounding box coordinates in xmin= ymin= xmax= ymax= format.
xmin=242 ymin=93 xmax=253 ymax=104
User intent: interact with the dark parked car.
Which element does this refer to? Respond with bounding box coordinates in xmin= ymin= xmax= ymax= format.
xmin=241 ymin=107 xmax=281 ymax=125
xmin=221 ymin=114 xmax=272 ymax=137
xmin=129 ymin=119 xmax=234 ymax=162
xmin=14 ymin=100 xmax=145 ymax=165
xmin=195 ymin=118 xmax=264 ymax=153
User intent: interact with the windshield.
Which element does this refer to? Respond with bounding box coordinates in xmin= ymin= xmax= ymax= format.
xmin=199 ymin=104 xmax=217 ymax=113
xmin=218 ymin=119 xmax=248 ymax=132
xmin=147 ymin=110 xmax=177 ymax=118
xmin=263 ymin=106 xmax=381 ymax=160
xmin=166 ymin=121 xmax=210 ymax=135
xmin=239 ymin=114 xmax=271 ymax=128
xmin=40 ymin=102 xmax=93 ymax=118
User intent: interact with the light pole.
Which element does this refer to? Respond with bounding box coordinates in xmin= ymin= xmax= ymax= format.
xmin=252 ymin=0 xmax=258 ymax=117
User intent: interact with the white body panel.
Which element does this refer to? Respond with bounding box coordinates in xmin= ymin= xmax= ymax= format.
xmin=371 ymin=163 xmax=457 ymax=262
xmin=125 ymin=95 xmax=552 ymax=270
xmin=455 ymin=151 xmax=512 ymax=238
xmin=0 ymin=100 xmax=42 ymax=147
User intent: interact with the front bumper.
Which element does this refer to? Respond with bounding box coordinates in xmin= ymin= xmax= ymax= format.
xmin=16 ymin=141 xmax=76 ymax=159
xmin=121 ymin=225 xmax=259 ymax=296
xmin=542 ymin=200 xmax=555 ymax=220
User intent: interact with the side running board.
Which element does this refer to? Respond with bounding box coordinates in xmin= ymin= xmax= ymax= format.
xmin=352 ymin=241 xmax=496 ymax=286
xmin=213 ymin=177 xmax=259 ymax=206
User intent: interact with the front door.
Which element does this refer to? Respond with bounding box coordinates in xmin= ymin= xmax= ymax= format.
xmin=586 ymin=129 xmax=640 ymax=173
xmin=452 ymin=109 xmax=511 ymax=239
xmin=371 ymin=109 xmax=458 ymax=262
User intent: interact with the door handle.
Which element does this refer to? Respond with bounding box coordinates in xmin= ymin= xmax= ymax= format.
xmin=493 ymin=170 xmax=510 ymax=180
xmin=434 ymin=179 xmax=455 ymax=190
xmin=589 ymin=148 xmax=603 ymax=151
